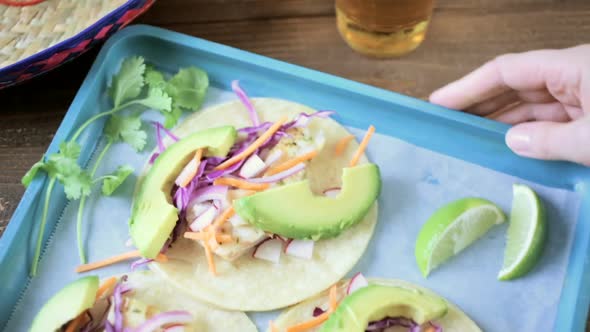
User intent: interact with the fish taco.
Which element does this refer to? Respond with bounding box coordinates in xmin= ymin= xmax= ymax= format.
xmin=30 ymin=271 xmax=256 ymax=332
xmin=129 ymin=84 xmax=381 ymax=311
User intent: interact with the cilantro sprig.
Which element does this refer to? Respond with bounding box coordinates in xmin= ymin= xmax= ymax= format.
xmin=23 ymin=56 xmax=209 ymax=275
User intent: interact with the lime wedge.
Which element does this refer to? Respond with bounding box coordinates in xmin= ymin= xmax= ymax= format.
xmin=498 ymin=184 xmax=546 ymax=280
xmin=415 ymin=198 xmax=506 ymax=277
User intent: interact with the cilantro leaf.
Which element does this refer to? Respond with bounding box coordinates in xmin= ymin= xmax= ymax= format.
xmin=166 ymin=67 xmax=209 ymax=111
xmin=102 ymin=165 xmax=134 ymax=196
xmin=104 ymin=114 xmax=122 ymax=142
xmin=63 ymin=171 xmax=92 ymax=200
xmin=59 ymin=141 xmax=81 ymax=159
xmin=136 ymin=87 xmax=172 ymax=112
xmin=22 ymin=157 xmax=46 ymax=187
xmin=145 ymin=65 xmax=166 ymax=89
xmin=162 ymin=106 xmax=183 ymax=129
xmin=104 ymin=114 xmax=147 ymax=151
xmin=46 ymin=141 xmax=82 ymax=180
xmin=109 ymin=56 xmax=146 ymax=107
xmin=30 ymin=142 xmax=91 ymax=200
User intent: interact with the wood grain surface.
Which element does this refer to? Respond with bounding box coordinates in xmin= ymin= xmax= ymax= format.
xmin=0 ymin=0 xmax=589 ymax=329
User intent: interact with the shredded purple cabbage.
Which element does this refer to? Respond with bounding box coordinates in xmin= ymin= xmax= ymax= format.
xmin=173 ymin=160 xmax=208 ymax=213
xmin=232 ymin=80 xmax=260 ymax=126
xmin=130 ymin=257 xmax=154 ymax=270
xmin=205 ymin=156 xmax=225 ymax=166
xmin=188 ymin=185 xmax=228 ymax=206
xmin=311 ymin=306 xmax=441 ymax=332
xmin=247 ymin=162 xmax=305 ymax=183
xmin=90 ymin=275 xmax=192 ymax=331
xmin=282 ymin=110 xmax=335 ymax=130
xmin=148 ymin=152 xmax=160 ymax=164
xmin=133 ymin=310 xmax=193 ymax=332
xmin=150 ymin=121 xmax=179 ymax=164
xmin=366 ymin=317 xmax=415 ymax=331
xmin=428 ymin=321 xmax=442 ymax=332
xmin=204 ymin=156 xmax=246 ymax=182
xmin=365 ymin=317 xmax=442 ymax=332
xmin=104 ymin=321 xmax=115 ymax=332
xmin=238 ymin=121 xmax=271 ymax=135
xmin=313 ymin=307 xmax=325 ymax=317
xmin=112 ymin=276 xmax=131 ymax=332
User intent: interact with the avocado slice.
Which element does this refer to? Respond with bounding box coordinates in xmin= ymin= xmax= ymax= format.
xmin=30 ymin=276 xmax=99 ymax=332
xmin=130 ymin=126 xmax=237 ymax=258
xmin=320 ymin=284 xmax=448 ymax=331
xmin=234 ymin=163 xmax=380 ymax=240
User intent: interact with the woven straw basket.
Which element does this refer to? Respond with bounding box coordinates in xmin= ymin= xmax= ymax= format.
xmin=0 ymin=0 xmax=154 ymax=89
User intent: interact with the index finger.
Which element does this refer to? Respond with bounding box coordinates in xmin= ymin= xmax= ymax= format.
xmin=429 ymin=49 xmax=558 ymax=110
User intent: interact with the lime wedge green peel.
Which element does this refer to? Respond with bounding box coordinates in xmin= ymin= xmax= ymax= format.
xmin=498 ymin=184 xmax=546 ymax=281
xmin=415 ymin=198 xmax=507 ymax=277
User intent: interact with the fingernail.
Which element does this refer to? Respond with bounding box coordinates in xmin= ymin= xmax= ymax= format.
xmin=506 ymin=127 xmax=531 ymax=152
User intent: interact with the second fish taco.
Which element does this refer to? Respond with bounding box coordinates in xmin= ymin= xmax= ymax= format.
xmin=269 ymin=274 xmax=481 ymax=332
xmin=30 ymin=271 xmax=255 ymax=332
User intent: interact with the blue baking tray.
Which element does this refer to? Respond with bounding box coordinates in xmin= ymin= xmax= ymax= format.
xmin=1 ymin=25 xmax=589 ymax=331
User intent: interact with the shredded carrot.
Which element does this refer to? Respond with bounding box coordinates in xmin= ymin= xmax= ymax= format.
xmin=216 ymin=234 xmax=233 ymax=243
xmin=209 ymin=207 xmax=234 ymax=250
xmin=286 ymin=285 xmax=340 ymax=332
xmin=184 ymin=230 xmax=233 ymax=244
xmin=424 ymin=326 xmax=437 ymax=332
xmin=185 ymin=231 xmax=220 ymax=251
xmin=184 ymin=208 xmax=235 ymax=275
xmin=184 ymin=232 xmax=207 ymax=240
xmin=265 ymin=150 xmax=317 ymax=176
xmin=209 ymin=233 xmax=234 ymax=250
xmin=349 ymin=125 xmax=375 ymax=167
xmin=328 ymin=285 xmax=339 ymax=311
xmin=96 ymin=277 xmax=117 ymax=299
xmin=269 ymin=321 xmax=280 ymax=332
xmin=214 ymin=116 xmax=288 ymax=170
xmin=203 ymin=239 xmax=216 ymax=275
xmin=65 ymin=313 xmax=89 ymax=332
xmin=76 ymin=250 xmax=141 ymax=273
xmin=208 ymin=236 xmax=221 ymax=250
xmin=334 ymin=135 xmax=355 ymax=156
xmin=286 ymin=312 xmax=331 ymax=332
xmin=76 ymin=251 xmax=168 ymax=273
xmin=214 ymin=177 xmax=270 ymax=191
xmin=230 ymin=189 xmax=257 ymax=197
xmin=179 ymin=149 xmax=203 ymax=187
xmin=212 ymin=206 xmax=235 ymax=228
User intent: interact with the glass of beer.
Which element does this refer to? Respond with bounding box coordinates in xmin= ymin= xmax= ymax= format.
xmin=335 ymin=0 xmax=435 ymax=57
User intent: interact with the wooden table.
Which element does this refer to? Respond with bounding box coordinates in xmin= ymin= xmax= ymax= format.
xmin=0 ymin=0 xmax=589 ymax=329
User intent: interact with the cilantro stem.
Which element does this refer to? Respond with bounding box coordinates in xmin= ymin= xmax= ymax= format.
xmin=76 ymin=195 xmax=88 ymax=264
xmin=92 ymin=175 xmax=117 ymax=184
xmin=30 ymin=176 xmax=56 ymax=276
xmin=71 ymin=101 xmax=137 ymax=142
xmin=76 ymin=140 xmax=113 ymax=263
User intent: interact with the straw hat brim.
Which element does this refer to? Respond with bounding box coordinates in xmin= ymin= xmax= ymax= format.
xmin=0 ymin=0 xmax=154 ymax=88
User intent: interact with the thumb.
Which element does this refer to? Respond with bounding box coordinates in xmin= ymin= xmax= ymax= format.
xmin=505 ymin=116 xmax=590 ymax=166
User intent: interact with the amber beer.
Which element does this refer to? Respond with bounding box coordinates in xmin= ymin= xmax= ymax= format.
xmin=336 ymin=0 xmax=435 ymax=57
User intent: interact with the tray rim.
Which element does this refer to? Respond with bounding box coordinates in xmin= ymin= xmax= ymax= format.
xmin=1 ymin=24 xmax=589 ymax=331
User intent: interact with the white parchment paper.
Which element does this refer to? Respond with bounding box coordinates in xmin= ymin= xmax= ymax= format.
xmin=5 ymin=88 xmax=581 ymax=332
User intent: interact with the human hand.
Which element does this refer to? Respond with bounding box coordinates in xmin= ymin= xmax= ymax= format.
xmin=429 ymin=45 xmax=590 ymax=166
